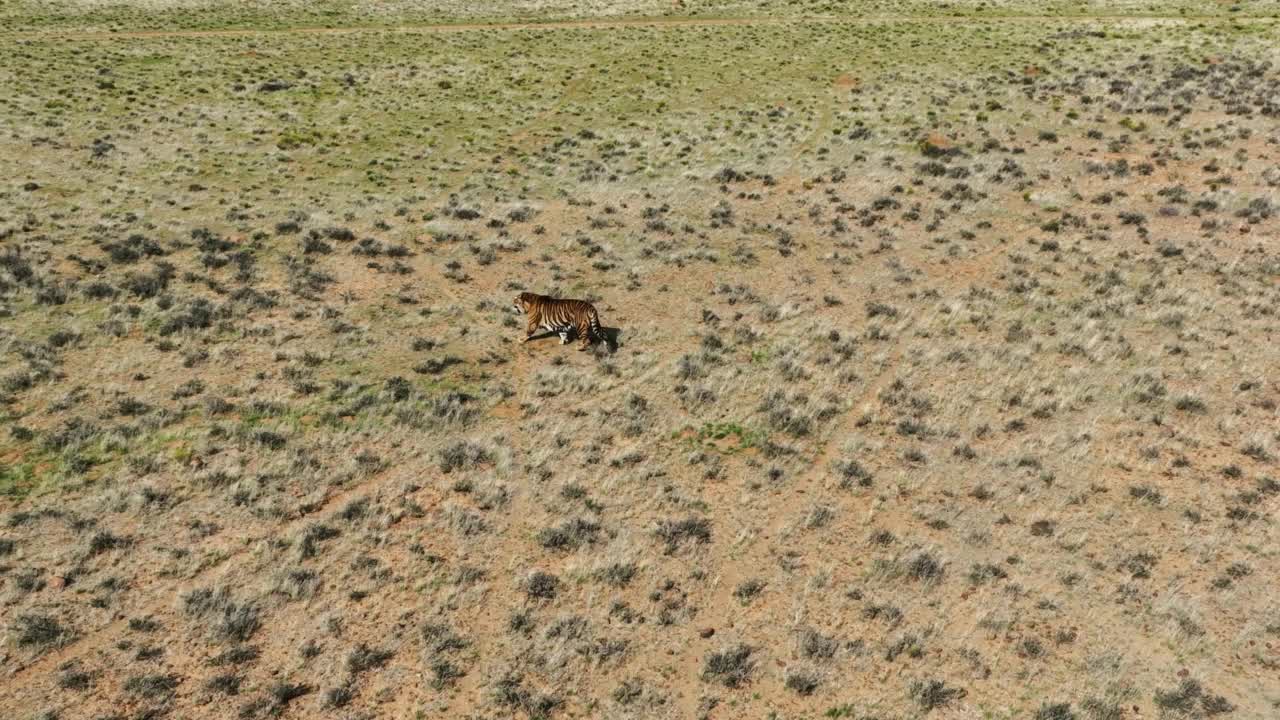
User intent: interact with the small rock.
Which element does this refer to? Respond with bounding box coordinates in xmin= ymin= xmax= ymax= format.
xmin=699 ymin=627 xmax=715 ymax=639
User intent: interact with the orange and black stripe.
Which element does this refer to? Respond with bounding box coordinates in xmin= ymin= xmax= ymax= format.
xmin=514 ymin=292 xmax=602 ymax=351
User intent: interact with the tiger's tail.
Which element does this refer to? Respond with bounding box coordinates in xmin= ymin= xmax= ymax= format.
xmin=589 ymin=307 xmax=602 ymax=340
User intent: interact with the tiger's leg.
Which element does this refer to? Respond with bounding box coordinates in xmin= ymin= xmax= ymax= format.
xmin=523 ymin=316 xmax=539 ymax=343
xmin=577 ymin=319 xmax=592 ymax=351
xmin=559 ymin=328 xmax=570 ymax=345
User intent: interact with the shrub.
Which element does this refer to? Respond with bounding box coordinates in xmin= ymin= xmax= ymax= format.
xmin=1036 ymin=702 xmax=1076 ymax=720
xmin=124 ymin=673 xmax=179 ymax=699
xmin=1153 ymin=679 xmax=1233 ymax=717
xmin=656 ymin=516 xmax=711 ymax=553
xmin=524 ymin=571 xmax=560 ymax=600
xmin=538 ymin=517 xmax=601 ymax=551
xmin=702 ymin=644 xmax=754 ymax=688
xmin=16 ymin=614 xmax=71 ymax=649
xmin=58 ymin=669 xmax=92 ymax=691
xmin=733 ymin=579 xmax=766 ymax=604
xmin=492 ymin=673 xmax=561 ymax=716
xmin=799 ymin=628 xmax=839 ymax=661
xmin=298 ymin=523 xmax=340 ymax=559
xmin=326 ymin=682 xmax=354 ymax=708
xmin=910 ymin=678 xmax=966 ymax=710
xmin=906 ymin=552 xmax=944 ymax=583
xmin=182 ymin=587 xmax=261 ymax=643
xmin=346 ymin=643 xmax=394 ymax=675
xmin=438 ymin=441 xmax=491 ymax=473
xmin=88 ymin=530 xmax=129 ymax=555
xmin=784 ymin=666 xmax=821 ymax=695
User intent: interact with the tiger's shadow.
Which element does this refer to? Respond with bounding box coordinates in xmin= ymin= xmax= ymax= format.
xmin=598 ymin=326 xmax=622 ymax=353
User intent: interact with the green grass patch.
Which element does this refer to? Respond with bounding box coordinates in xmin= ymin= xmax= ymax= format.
xmin=0 ymin=460 xmax=41 ymax=498
xmin=683 ymin=421 xmax=764 ymax=453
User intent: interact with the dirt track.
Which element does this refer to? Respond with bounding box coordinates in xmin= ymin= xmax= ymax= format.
xmin=9 ymin=13 xmax=1274 ymax=41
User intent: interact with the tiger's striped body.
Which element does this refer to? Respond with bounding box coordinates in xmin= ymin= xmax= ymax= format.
xmin=512 ymin=292 xmax=603 ymax=351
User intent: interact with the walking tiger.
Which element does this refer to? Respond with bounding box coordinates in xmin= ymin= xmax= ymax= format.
xmin=512 ymin=292 xmax=604 ymax=351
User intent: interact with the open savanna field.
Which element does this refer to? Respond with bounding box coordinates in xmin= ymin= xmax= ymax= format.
xmin=2 ymin=1 xmax=1278 ymax=719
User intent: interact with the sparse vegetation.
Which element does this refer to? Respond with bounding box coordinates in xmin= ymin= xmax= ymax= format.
xmin=1 ymin=1 xmax=1276 ymax=717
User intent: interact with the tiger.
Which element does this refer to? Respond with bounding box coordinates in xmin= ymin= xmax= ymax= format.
xmin=512 ymin=292 xmax=604 ymax=351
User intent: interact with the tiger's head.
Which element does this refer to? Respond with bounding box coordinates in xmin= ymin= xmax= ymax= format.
xmin=512 ymin=292 xmax=537 ymax=315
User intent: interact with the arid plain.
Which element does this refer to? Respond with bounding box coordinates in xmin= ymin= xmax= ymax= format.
xmin=1 ymin=1 xmax=1278 ymax=718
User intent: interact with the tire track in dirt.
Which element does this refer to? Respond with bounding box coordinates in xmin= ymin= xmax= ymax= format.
xmin=9 ymin=14 xmax=1269 ymax=42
